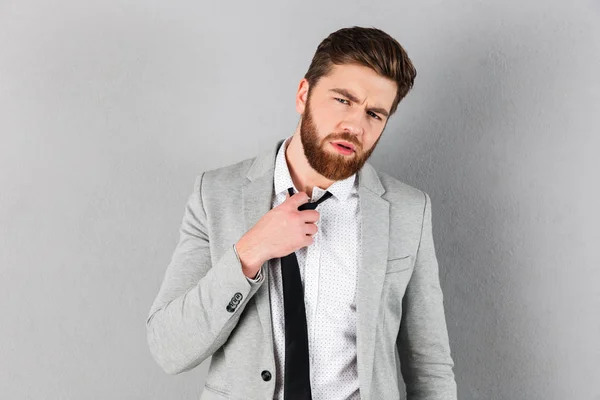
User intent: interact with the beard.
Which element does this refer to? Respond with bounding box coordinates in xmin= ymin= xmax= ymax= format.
xmin=299 ymin=95 xmax=383 ymax=181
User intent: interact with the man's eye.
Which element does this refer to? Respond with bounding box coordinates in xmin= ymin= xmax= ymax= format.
xmin=367 ymin=111 xmax=381 ymax=120
xmin=335 ymin=97 xmax=349 ymax=105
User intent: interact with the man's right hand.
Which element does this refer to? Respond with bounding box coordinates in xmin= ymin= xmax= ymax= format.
xmin=236 ymin=191 xmax=319 ymax=278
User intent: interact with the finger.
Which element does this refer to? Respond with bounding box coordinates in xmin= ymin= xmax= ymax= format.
xmin=303 ymin=222 xmax=318 ymax=236
xmin=299 ymin=209 xmax=320 ymax=223
xmin=291 ymin=191 xmax=310 ymax=206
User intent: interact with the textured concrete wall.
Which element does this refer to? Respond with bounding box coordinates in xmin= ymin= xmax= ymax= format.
xmin=1 ymin=1 xmax=598 ymax=398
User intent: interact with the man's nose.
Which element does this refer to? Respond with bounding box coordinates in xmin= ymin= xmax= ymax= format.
xmin=339 ymin=111 xmax=365 ymax=137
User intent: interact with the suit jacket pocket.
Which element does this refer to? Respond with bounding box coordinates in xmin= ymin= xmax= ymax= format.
xmin=386 ymin=255 xmax=413 ymax=274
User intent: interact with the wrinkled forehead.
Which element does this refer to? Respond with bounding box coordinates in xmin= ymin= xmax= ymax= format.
xmin=315 ymin=63 xmax=397 ymax=110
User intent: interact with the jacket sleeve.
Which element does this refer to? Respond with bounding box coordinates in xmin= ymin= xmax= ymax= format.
xmin=146 ymin=172 xmax=265 ymax=375
xmin=397 ymin=191 xmax=457 ymax=399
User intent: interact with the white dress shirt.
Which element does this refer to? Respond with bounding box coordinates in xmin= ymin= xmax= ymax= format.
xmin=239 ymin=136 xmax=362 ymax=399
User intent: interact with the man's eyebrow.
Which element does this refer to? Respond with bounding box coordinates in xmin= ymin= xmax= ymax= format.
xmin=329 ymin=88 xmax=390 ymax=118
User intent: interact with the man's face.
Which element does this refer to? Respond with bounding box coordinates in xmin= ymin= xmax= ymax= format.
xmin=297 ymin=63 xmax=397 ymax=181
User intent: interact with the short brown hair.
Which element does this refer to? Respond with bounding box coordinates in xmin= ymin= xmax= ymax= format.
xmin=304 ymin=26 xmax=417 ymax=117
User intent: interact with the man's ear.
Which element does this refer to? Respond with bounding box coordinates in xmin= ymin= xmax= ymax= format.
xmin=295 ymin=79 xmax=310 ymax=114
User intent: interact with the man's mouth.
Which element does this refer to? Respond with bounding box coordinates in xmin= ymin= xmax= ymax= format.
xmin=331 ymin=141 xmax=356 ymax=155
xmin=331 ymin=141 xmax=356 ymax=152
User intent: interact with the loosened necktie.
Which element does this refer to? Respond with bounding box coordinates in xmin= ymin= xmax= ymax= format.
xmin=282 ymin=187 xmax=333 ymax=400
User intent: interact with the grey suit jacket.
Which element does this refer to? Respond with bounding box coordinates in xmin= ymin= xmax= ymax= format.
xmin=146 ymin=138 xmax=457 ymax=399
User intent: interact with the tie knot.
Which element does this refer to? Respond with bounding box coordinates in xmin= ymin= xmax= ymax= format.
xmin=288 ymin=187 xmax=333 ymax=211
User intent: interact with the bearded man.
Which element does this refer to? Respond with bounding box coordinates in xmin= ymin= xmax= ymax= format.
xmin=147 ymin=26 xmax=457 ymax=400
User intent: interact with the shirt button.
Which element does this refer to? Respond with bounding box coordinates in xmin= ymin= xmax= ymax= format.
xmin=261 ymin=370 xmax=272 ymax=381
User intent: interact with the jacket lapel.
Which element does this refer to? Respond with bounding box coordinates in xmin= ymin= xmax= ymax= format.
xmin=241 ymin=140 xmax=281 ymax=359
xmin=241 ymin=138 xmax=389 ymax=398
xmin=356 ymin=163 xmax=389 ymax=400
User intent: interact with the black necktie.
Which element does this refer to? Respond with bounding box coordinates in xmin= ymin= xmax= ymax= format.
xmin=282 ymin=187 xmax=333 ymax=400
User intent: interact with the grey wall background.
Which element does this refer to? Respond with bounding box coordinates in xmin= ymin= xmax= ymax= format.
xmin=1 ymin=1 xmax=598 ymax=399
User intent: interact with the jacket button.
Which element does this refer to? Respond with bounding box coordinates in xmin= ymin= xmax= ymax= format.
xmin=261 ymin=370 xmax=271 ymax=381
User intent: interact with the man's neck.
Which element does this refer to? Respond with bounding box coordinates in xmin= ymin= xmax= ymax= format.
xmin=285 ymin=133 xmax=335 ymax=198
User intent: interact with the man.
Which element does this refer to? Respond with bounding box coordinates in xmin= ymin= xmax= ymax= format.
xmin=147 ymin=26 xmax=457 ymax=400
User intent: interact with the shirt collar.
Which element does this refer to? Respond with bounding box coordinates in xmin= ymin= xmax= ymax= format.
xmin=273 ymin=135 xmax=358 ymax=202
